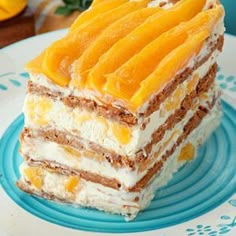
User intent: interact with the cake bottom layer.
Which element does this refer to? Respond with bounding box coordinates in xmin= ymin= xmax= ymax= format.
xmin=17 ymin=101 xmax=222 ymax=220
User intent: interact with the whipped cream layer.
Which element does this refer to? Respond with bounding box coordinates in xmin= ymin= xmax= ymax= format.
xmin=21 ymin=85 xmax=220 ymax=188
xmin=18 ymin=100 xmax=222 ymax=220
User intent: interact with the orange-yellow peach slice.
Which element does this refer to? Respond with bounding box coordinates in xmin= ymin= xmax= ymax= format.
xmin=42 ymin=1 xmax=148 ymax=86
xmin=25 ymin=51 xmax=45 ymax=74
xmin=42 ymin=38 xmax=77 ymax=86
xmin=70 ymin=0 xmax=128 ymax=32
xmin=104 ymin=30 xmax=187 ymax=99
xmin=130 ymin=30 xmax=209 ymax=110
xmin=0 ymin=0 xmax=27 ymax=21
xmin=87 ymin=0 xmax=207 ymax=91
xmin=91 ymin=0 xmax=110 ymax=6
xmin=104 ymin=5 xmax=223 ymax=99
xmin=73 ymin=7 xmax=160 ymax=87
xmin=26 ymin=0 xmax=127 ymax=74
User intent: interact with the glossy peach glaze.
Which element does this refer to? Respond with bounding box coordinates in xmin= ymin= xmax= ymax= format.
xmin=32 ymin=0 xmax=150 ymax=87
xmin=70 ymin=0 xmax=128 ymax=31
xmin=130 ymin=31 xmax=209 ymax=110
xmin=103 ymin=5 xmax=223 ymax=103
xmin=72 ymin=7 xmax=161 ymax=87
xmin=25 ymin=0 xmax=128 ymax=76
xmin=87 ymin=0 xmax=207 ymax=91
xmin=25 ymin=0 xmax=224 ymax=112
xmin=25 ymin=52 xmax=45 ymax=74
xmin=26 ymin=0 xmax=206 ymax=87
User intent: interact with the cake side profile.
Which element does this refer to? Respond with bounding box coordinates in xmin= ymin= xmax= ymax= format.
xmin=17 ymin=0 xmax=225 ymax=220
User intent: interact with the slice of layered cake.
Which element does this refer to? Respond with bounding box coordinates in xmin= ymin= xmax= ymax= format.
xmin=17 ymin=0 xmax=225 ymax=220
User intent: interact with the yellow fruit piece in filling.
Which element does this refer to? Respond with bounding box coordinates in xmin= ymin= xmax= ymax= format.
xmin=75 ymin=114 xmax=92 ymax=124
xmin=112 ymin=124 xmax=132 ymax=145
xmin=26 ymin=97 xmax=53 ymax=126
xmin=63 ymin=146 xmax=81 ymax=158
xmin=178 ymin=143 xmax=195 ymax=161
xmin=164 ymin=86 xmax=184 ymax=111
xmin=65 ymin=176 xmax=80 ymax=193
xmin=24 ymin=167 xmax=43 ymax=189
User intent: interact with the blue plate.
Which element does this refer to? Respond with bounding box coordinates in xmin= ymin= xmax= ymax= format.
xmin=0 ymin=101 xmax=235 ymax=233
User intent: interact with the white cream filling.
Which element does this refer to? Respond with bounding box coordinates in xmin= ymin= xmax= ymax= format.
xmin=20 ymin=0 xmax=224 ymax=219
xmin=21 ymin=138 xmax=135 ymax=187
xmin=137 ymin=49 xmax=219 ymax=148
xmin=25 ymin=49 xmax=219 ymax=157
xmin=19 ymin=101 xmax=222 ymax=219
xmin=21 ymin=86 xmax=219 ymax=188
xmin=133 ymin=86 xmax=220 ymax=187
xmin=137 ymin=100 xmax=222 ymax=219
xmin=19 ymin=162 xmax=140 ymax=217
xmin=25 ymin=8 xmax=224 ymax=159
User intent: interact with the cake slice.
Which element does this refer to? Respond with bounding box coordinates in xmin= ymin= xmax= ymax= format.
xmin=17 ymin=0 xmax=225 ymax=220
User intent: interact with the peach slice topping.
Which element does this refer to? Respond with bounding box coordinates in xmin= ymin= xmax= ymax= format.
xmin=130 ymin=30 xmax=209 ymax=110
xmin=70 ymin=0 xmax=128 ymax=31
xmin=25 ymin=0 xmax=127 ymax=75
xmin=103 ymin=5 xmax=223 ymax=101
xmin=25 ymin=52 xmax=45 ymax=74
xmin=104 ymin=28 xmax=188 ymax=100
xmin=87 ymin=0 xmax=207 ymax=91
xmin=42 ymin=0 xmax=150 ymax=87
xmin=72 ymin=7 xmax=161 ymax=87
xmin=91 ymin=0 xmax=110 ymax=6
xmin=63 ymin=146 xmax=81 ymax=158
